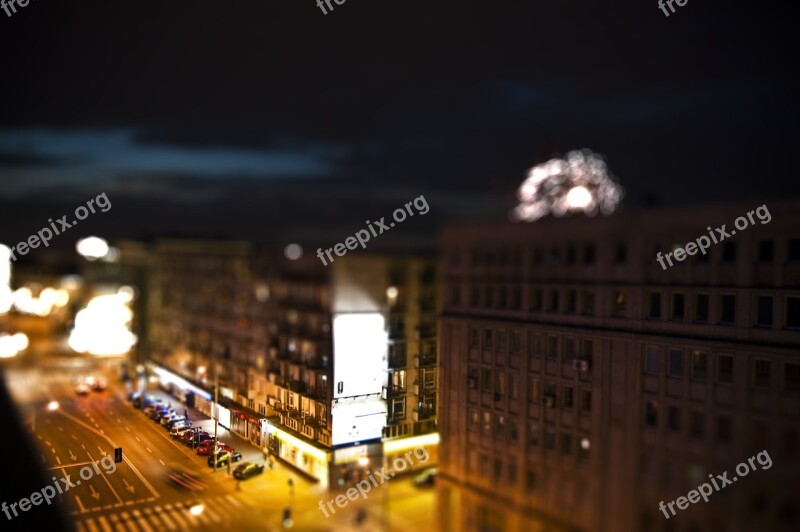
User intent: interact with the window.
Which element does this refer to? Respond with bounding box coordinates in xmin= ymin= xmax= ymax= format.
xmin=668 ymin=349 xmax=684 ymax=378
xmin=691 ymin=412 xmax=705 ymax=438
xmin=754 ymin=359 xmax=771 ymax=387
xmin=694 ymin=294 xmax=709 ymax=322
xmin=614 ymin=291 xmax=626 ymax=316
xmin=528 ymin=378 xmax=540 ymax=403
xmin=645 ymin=400 xmax=659 ymax=426
xmin=510 ymin=331 xmax=521 ymax=353
xmin=483 ymin=328 xmax=493 ymax=350
xmin=564 ymin=338 xmax=576 ymax=359
xmin=533 ymin=247 xmax=543 ymax=265
xmin=644 ymin=346 xmax=660 ymax=375
xmin=527 ymin=422 xmax=539 ymax=446
xmin=500 ymin=287 xmax=510 ymax=309
xmin=470 ymin=286 xmax=480 ymax=307
xmin=480 ymin=453 xmax=490 ymax=477
xmin=717 ymin=354 xmax=734 ymax=383
xmin=787 ymin=297 xmax=800 ymax=328
xmin=648 ymin=293 xmax=662 ymax=319
xmin=469 ymin=408 xmax=479 ymax=429
xmin=511 ymin=288 xmax=522 ymax=310
xmin=582 ymin=339 xmax=593 ymax=359
xmin=482 ymin=411 xmax=491 ymax=433
xmin=668 ymin=406 xmax=681 ymax=431
xmin=497 ymin=330 xmax=508 ymax=353
xmin=563 ymin=386 xmax=574 ymax=408
xmin=785 ymin=363 xmax=800 ymax=392
xmin=561 ymin=432 xmax=573 ymax=455
xmin=547 ymin=336 xmax=558 ymax=360
xmin=495 ymin=371 xmax=506 ymax=396
xmin=717 ymin=416 xmax=732 ymax=442
xmin=756 ymin=296 xmax=773 ymax=327
xmin=752 ymin=420 xmax=767 ymax=449
xmin=565 ymin=290 xmax=577 ymax=313
xmin=758 ymin=240 xmax=774 ymax=262
xmin=468 ymin=366 xmax=478 ymax=389
xmin=510 ymin=374 xmax=519 ymax=399
xmin=720 ymin=295 xmax=736 ymax=324
xmin=566 ymin=245 xmax=577 ymax=265
xmin=482 ymin=369 xmax=492 ymax=392
xmin=548 ymin=290 xmax=559 ymax=312
xmin=510 ymin=419 xmax=518 ymax=442
xmin=494 ymin=458 xmax=503 ymax=481
xmin=672 ymin=294 xmax=685 ymax=320
xmin=583 ymin=290 xmax=595 ymax=315
xmin=549 ymin=247 xmax=560 ymax=264
xmin=530 ymin=288 xmax=543 ymax=311
xmin=483 ymin=286 xmax=493 ymax=308
xmin=615 ymin=243 xmax=627 ymax=264
xmin=529 ymin=333 xmax=542 ymax=357
xmin=450 ymin=286 xmax=461 ymax=306
xmin=691 ymin=351 xmax=708 ymax=380
xmin=526 ymin=470 xmax=536 ymax=491
xmin=508 ymin=463 xmax=517 ymax=484
xmin=544 ymin=428 xmax=556 ymax=450
xmin=495 ymin=415 xmax=506 ymax=439
xmin=722 ymin=242 xmax=737 ymax=262
xmin=579 ymin=390 xmax=592 ymax=412
xmin=583 ymin=244 xmax=596 ymax=265
xmin=788 ymin=239 xmax=800 ymax=262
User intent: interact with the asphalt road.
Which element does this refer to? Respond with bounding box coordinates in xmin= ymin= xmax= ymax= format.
xmin=3 ymin=354 xmax=438 ymax=531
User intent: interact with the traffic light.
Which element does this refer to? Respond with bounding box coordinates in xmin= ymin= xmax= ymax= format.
xmin=114 ymin=448 xmax=123 ymax=463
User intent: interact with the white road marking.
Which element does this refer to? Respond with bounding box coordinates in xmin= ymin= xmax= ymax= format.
xmin=75 ymin=495 xmax=87 ymax=513
xmin=158 ymin=459 xmax=165 ymax=466
xmin=146 ymin=447 xmax=152 ymax=453
xmin=135 ymin=437 xmax=141 ymax=442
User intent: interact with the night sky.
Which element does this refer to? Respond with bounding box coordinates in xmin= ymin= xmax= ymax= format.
xmin=0 ymin=0 xmax=797 ymax=251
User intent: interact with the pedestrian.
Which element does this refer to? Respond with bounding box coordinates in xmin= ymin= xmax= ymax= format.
xmin=227 ymin=460 xmax=231 ymax=475
xmin=184 ymin=409 xmax=189 ymax=420
xmin=263 ymin=450 xmax=268 ymax=463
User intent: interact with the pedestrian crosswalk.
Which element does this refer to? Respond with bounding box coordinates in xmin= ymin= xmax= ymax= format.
xmin=73 ymin=495 xmax=248 ymax=531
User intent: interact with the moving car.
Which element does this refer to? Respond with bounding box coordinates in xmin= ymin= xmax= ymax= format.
xmin=208 ymin=450 xmax=243 ymax=467
xmin=165 ymin=462 xmax=208 ymax=492
xmin=413 ymin=468 xmax=438 ymax=487
xmin=233 ymin=462 xmax=265 ymax=480
xmin=75 ymin=383 xmax=90 ymax=395
xmin=89 ymin=377 xmax=107 ymax=392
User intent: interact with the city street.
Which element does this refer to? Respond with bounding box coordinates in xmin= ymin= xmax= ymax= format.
xmin=3 ymin=354 xmax=437 ymax=532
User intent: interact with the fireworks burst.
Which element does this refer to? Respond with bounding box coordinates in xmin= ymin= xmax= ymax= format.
xmin=511 ymin=149 xmax=624 ymax=222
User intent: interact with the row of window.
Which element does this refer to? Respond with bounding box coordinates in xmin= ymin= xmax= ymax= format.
xmin=458 ymin=285 xmax=800 ymax=329
xmin=643 ymin=403 xmax=799 ymax=452
xmin=449 ymin=238 xmax=800 ymax=268
xmin=643 ymin=347 xmax=800 ymax=390
xmin=469 ymin=328 xmax=594 ymax=359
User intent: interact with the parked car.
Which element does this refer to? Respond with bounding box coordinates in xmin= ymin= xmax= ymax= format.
xmin=233 ymin=462 xmax=265 ymax=480
xmin=150 ymin=406 xmax=171 ymax=420
xmin=179 ymin=430 xmax=207 ymax=444
xmin=195 ymin=440 xmax=217 ymax=455
xmin=413 ymin=468 xmax=437 ymax=487
xmin=170 ymin=424 xmax=193 ymax=437
xmin=165 ymin=417 xmax=189 ymax=430
xmin=187 ymin=433 xmax=213 ymax=448
xmin=160 ymin=413 xmax=181 ymax=426
xmin=208 ymin=450 xmax=243 ymax=467
xmin=90 ymin=378 xmax=107 ymax=392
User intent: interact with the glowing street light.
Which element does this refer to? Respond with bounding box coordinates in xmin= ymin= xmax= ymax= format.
xmin=76 ymin=237 xmax=110 ymax=260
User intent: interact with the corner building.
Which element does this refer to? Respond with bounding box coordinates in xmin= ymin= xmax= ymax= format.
xmin=438 ymin=199 xmax=800 ymax=532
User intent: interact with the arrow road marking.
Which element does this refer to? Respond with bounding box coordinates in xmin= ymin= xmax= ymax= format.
xmin=98 ymin=446 xmax=108 ymax=458
xmin=123 ymin=479 xmax=136 ymax=494
xmin=69 ymin=450 xmax=77 ymax=461
xmin=89 ymin=485 xmax=101 ymax=500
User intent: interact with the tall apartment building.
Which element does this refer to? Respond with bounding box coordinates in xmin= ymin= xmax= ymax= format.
xmin=438 ymin=199 xmax=800 ymax=532
xmin=146 ymin=240 xmax=438 ymax=488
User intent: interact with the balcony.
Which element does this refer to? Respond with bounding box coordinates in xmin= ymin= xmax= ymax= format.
xmin=388 ymin=355 xmax=407 ymax=369
xmin=415 ymin=355 xmax=437 ymax=368
xmin=382 ymin=384 xmax=406 ymax=399
xmin=412 ymin=408 xmax=435 ymax=422
xmin=288 ymin=380 xmax=307 ymax=393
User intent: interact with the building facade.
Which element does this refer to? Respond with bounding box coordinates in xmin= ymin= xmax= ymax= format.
xmin=438 ymin=199 xmax=800 ymax=532
xmin=145 ymin=240 xmax=439 ymax=488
